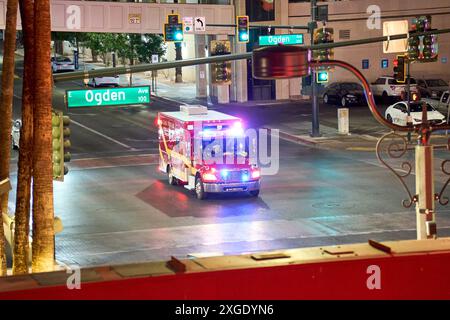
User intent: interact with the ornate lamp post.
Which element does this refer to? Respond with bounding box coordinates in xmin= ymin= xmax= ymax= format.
xmin=253 ymin=46 xmax=450 ymax=240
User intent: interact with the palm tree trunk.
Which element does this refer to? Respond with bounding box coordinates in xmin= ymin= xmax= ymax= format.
xmin=13 ymin=0 xmax=34 ymax=275
xmin=0 ymin=0 xmax=19 ymax=276
xmin=31 ymin=0 xmax=54 ymax=273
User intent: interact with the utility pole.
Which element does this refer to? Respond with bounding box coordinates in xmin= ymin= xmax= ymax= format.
xmin=310 ymin=0 xmax=320 ymax=137
xmin=406 ymin=59 xmax=411 ymax=142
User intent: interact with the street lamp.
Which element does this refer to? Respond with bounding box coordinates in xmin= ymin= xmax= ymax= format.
xmin=253 ymin=45 xmax=450 ymax=240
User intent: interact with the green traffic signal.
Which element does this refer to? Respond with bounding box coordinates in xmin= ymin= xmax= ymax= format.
xmin=236 ymin=16 xmax=249 ymax=43
xmin=316 ymin=71 xmax=329 ymax=83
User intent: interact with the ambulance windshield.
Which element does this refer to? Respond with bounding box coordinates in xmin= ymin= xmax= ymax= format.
xmin=200 ymin=136 xmax=250 ymax=163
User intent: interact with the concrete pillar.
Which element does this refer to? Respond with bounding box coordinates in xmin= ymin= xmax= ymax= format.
xmin=233 ymin=0 xmax=248 ymax=103
xmin=195 ymin=34 xmax=207 ymax=98
xmin=415 ymin=145 xmax=437 ymax=240
xmin=216 ymin=34 xmax=230 ymax=104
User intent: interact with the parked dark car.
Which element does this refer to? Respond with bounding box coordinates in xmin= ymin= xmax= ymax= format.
xmin=417 ymin=78 xmax=449 ymax=99
xmin=323 ymin=82 xmax=366 ymax=107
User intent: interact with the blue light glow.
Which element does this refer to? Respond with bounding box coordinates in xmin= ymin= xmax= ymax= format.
xmin=240 ymin=32 xmax=249 ymax=41
xmin=242 ymin=174 xmax=249 ymax=182
xmin=175 ymin=32 xmax=183 ymax=41
xmin=316 ymin=71 xmax=329 ymax=83
xmin=221 ymin=170 xmax=229 ymax=178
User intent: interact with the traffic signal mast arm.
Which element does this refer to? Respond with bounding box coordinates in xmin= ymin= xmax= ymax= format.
xmin=54 ymin=28 xmax=450 ymax=83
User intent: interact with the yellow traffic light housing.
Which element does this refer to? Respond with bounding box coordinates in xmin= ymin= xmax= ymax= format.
xmin=52 ymin=111 xmax=71 ymax=181
xmin=236 ymin=15 xmax=249 ymax=43
xmin=394 ymin=55 xmax=406 ymax=83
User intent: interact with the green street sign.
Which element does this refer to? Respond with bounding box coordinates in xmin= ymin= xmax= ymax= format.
xmin=259 ymin=34 xmax=304 ymax=46
xmin=66 ymin=86 xmax=151 ymax=108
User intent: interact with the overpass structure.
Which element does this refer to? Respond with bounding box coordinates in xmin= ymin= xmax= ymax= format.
xmin=0 ymin=0 xmax=235 ymax=34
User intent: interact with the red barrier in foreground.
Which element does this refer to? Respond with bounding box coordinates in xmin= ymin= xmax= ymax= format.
xmin=1 ymin=250 xmax=450 ymax=300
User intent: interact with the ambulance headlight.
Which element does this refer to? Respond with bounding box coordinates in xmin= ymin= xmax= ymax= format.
xmin=251 ymin=169 xmax=261 ymax=179
xmin=202 ymin=172 xmax=217 ymax=182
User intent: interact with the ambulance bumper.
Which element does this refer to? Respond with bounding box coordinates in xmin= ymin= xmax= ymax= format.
xmin=203 ymin=180 xmax=261 ymax=193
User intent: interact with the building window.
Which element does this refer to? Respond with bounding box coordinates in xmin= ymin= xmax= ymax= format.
xmin=246 ymin=0 xmax=275 ymax=22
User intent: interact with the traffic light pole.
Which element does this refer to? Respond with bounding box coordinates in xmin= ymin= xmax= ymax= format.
xmin=53 ymin=28 xmax=450 ymax=83
xmin=310 ymin=0 xmax=320 ymax=137
xmin=406 ymin=59 xmax=412 ymax=142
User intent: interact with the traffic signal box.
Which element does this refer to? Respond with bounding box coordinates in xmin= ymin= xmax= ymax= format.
xmin=316 ymin=70 xmax=329 ymax=83
xmin=164 ymin=14 xmax=184 ymax=42
xmin=408 ymin=15 xmax=438 ymax=63
xmin=393 ymin=55 xmax=406 ymax=83
xmin=52 ymin=111 xmax=71 ymax=182
xmin=313 ymin=27 xmax=334 ymax=62
xmin=236 ymin=15 xmax=249 ymax=43
xmin=211 ymin=40 xmax=232 ymax=85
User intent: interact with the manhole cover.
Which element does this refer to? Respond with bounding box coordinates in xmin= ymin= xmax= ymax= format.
xmin=312 ymin=202 xmax=356 ymax=210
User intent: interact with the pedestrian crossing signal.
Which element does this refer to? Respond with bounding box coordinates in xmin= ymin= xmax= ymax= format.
xmin=316 ymin=71 xmax=329 ymax=83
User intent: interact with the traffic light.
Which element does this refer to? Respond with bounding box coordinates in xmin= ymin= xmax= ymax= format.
xmin=313 ymin=27 xmax=334 ymax=62
xmin=236 ymin=15 xmax=249 ymax=43
xmin=393 ymin=55 xmax=406 ymax=83
xmin=408 ymin=15 xmax=438 ymax=62
xmin=164 ymin=14 xmax=183 ymax=42
xmin=407 ymin=34 xmax=420 ymax=61
xmin=316 ymin=71 xmax=329 ymax=83
xmin=213 ymin=62 xmax=231 ymax=84
xmin=211 ymin=40 xmax=232 ymax=85
xmin=52 ymin=111 xmax=71 ymax=181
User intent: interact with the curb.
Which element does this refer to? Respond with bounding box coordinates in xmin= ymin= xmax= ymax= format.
xmin=263 ymin=127 xmax=318 ymax=146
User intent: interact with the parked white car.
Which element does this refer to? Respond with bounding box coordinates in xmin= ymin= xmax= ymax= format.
xmin=385 ymin=101 xmax=446 ymax=126
xmin=423 ymin=90 xmax=450 ymax=115
xmin=88 ymin=75 xmax=120 ymax=87
xmin=371 ymin=76 xmax=419 ymax=103
xmin=11 ymin=119 xmax=21 ymax=149
xmin=51 ymin=56 xmax=75 ymax=73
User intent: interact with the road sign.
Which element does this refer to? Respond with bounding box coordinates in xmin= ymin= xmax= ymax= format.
xmin=128 ymin=13 xmax=141 ymax=24
xmin=152 ymin=54 xmax=159 ymax=64
xmin=183 ymin=17 xmax=193 ymax=33
xmin=383 ymin=20 xmax=408 ymax=53
xmin=259 ymin=34 xmax=304 ymax=46
xmin=381 ymin=59 xmax=389 ymax=69
xmin=195 ymin=17 xmax=205 ymax=32
xmin=66 ymin=86 xmax=151 ymax=108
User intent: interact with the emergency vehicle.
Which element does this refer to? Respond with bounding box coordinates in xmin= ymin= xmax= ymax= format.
xmin=157 ymin=105 xmax=261 ymax=200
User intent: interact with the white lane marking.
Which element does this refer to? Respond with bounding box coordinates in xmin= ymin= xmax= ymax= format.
xmin=68 ymin=112 xmax=97 ymax=116
xmin=70 ymin=118 xmax=136 ymax=150
xmin=70 ymin=162 xmax=158 ymax=171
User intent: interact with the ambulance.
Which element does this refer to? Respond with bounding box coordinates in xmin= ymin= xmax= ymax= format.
xmin=157 ymin=105 xmax=261 ymax=200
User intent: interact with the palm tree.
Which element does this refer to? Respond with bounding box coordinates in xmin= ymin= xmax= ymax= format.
xmin=31 ymin=0 xmax=54 ymax=272
xmin=0 ymin=0 xmax=19 ymax=276
xmin=13 ymin=0 xmax=35 ymax=275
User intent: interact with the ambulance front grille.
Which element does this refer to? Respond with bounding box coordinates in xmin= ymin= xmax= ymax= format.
xmin=224 ymin=170 xmax=248 ymax=182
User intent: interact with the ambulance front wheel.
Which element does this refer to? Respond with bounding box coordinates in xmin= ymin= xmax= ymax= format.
xmin=167 ymin=166 xmax=178 ymax=185
xmin=195 ymin=177 xmax=208 ymax=200
xmin=249 ymin=189 xmax=260 ymax=197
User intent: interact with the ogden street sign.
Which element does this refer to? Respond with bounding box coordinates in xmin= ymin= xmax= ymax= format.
xmin=66 ymin=86 xmax=151 ymax=108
